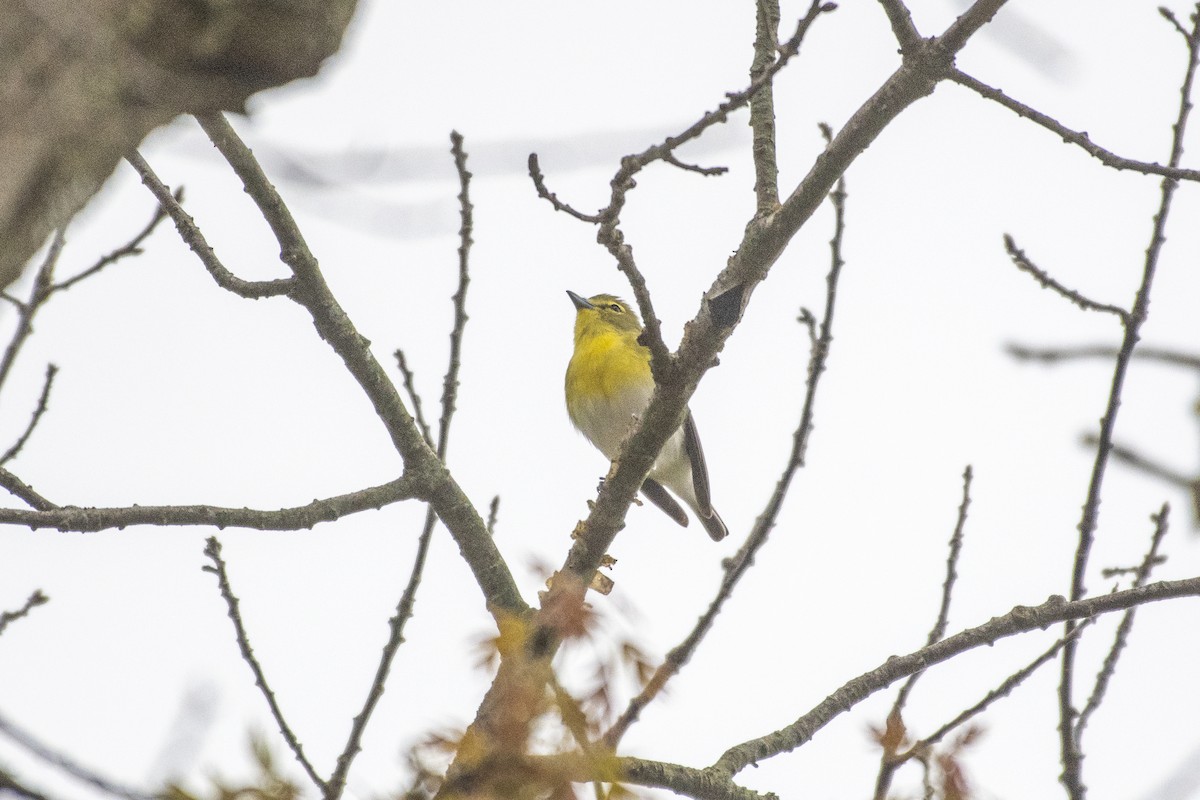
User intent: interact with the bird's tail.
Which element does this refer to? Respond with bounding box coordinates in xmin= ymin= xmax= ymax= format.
xmin=699 ymin=506 xmax=728 ymax=542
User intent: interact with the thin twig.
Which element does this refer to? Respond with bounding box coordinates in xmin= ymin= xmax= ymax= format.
xmin=202 ymin=538 xmax=328 ymax=792
xmin=916 ymin=619 xmax=1093 ymax=752
xmin=873 ymin=466 xmax=973 ymax=800
xmin=486 ymin=495 xmax=501 ymax=536
xmin=712 ymin=575 xmax=1200 ymax=778
xmin=603 ymin=144 xmax=849 ymax=748
xmin=1059 ymin=11 xmax=1200 ymax=799
xmin=0 ymin=590 xmax=48 ymax=637
xmin=0 ymin=475 xmax=418 ymax=530
xmin=125 ymin=151 xmax=294 ymax=300
xmin=1077 ymin=504 xmax=1171 ymax=735
xmin=0 ymin=365 xmax=57 ymax=466
xmin=527 ymin=154 xmax=602 ymax=223
xmin=325 ymin=132 xmax=478 ymax=800
xmin=439 ymin=131 xmax=473 ymax=461
xmin=1003 ymin=235 xmax=1128 ymax=319
xmin=52 ymin=193 xmax=174 ymax=294
xmin=1080 ymin=433 xmax=1192 ymax=492
xmin=394 ymin=350 xmax=433 ymax=447
xmin=0 ymin=232 xmax=62 ymax=396
xmin=950 ymin=69 xmax=1200 ymax=184
xmin=0 ymin=467 xmax=57 ymax=511
xmin=662 ymin=153 xmax=728 ymax=176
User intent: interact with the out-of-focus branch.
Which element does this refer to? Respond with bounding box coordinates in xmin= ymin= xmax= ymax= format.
xmin=1007 ymin=343 xmax=1200 ymax=371
xmin=876 ymin=0 xmax=922 ymax=51
xmin=0 ymin=0 xmax=358 ymax=292
xmin=0 ymin=476 xmax=419 ymax=531
xmin=0 ymin=590 xmax=48 ymax=637
xmin=0 ymin=707 xmax=154 ymax=800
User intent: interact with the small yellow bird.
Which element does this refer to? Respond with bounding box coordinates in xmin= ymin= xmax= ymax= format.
xmin=564 ymin=290 xmax=728 ymax=541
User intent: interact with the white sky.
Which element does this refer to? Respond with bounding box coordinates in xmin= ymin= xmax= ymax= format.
xmin=2 ymin=2 xmax=1199 ymax=799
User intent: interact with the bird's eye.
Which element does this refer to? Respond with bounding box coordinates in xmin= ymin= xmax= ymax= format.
xmin=608 ymin=303 xmax=622 ymax=312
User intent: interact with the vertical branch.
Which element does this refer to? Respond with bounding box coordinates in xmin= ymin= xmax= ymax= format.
xmin=750 ymin=0 xmax=784 ymax=215
xmin=1059 ymin=9 xmax=1200 ymax=799
xmin=873 ymin=466 xmax=972 ymax=800
xmin=325 ymin=132 xmax=477 ymax=800
xmin=0 ymin=365 xmax=58 ymax=466
xmin=0 ymin=232 xmax=62 ymax=395
xmin=1076 ymin=504 xmax=1170 ymax=736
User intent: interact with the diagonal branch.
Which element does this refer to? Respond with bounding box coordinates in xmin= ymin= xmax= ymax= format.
xmin=192 ymin=113 xmax=527 ymax=620
xmin=1004 ymin=235 xmax=1128 ymax=319
xmin=950 ymin=69 xmax=1200 ymax=183
xmin=0 ymin=590 xmax=48 ymax=637
xmin=125 ymin=151 xmax=294 ymax=300
xmin=1 ymin=365 xmax=58 ymax=466
xmin=712 ymin=575 xmax=1200 ymax=778
xmin=202 ymin=538 xmax=327 ymax=792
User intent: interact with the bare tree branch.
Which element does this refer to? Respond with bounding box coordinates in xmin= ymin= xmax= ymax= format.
xmin=0 ymin=468 xmax=56 ymax=511
xmin=0 ymin=365 xmax=58 ymax=466
xmin=750 ymin=0 xmax=785 ymax=215
xmin=1008 ymin=343 xmax=1200 ymax=371
xmin=712 ymin=575 xmax=1200 ymax=778
xmin=192 ymin=112 xmax=527 ymax=619
xmin=0 ymin=708 xmax=154 ymax=800
xmin=125 ymin=151 xmax=294 ymax=300
xmin=1004 ymin=235 xmax=1128 ymax=319
xmin=876 ymin=0 xmax=922 ymax=51
xmin=202 ymin=538 xmax=327 ymax=792
xmin=950 ymin=69 xmax=1200 ymax=183
xmin=0 ymin=590 xmax=48 ymax=637
xmin=1059 ymin=11 xmax=1200 ymax=797
xmin=394 ymin=349 xmax=434 ymax=447
xmin=0 ymin=476 xmax=419 ymax=531
xmin=874 ymin=466 xmax=973 ymax=800
xmin=325 ymin=131 xmax=478 ymax=800
xmin=0 ymin=232 xmax=63 ymax=396
xmin=604 ymin=131 xmax=850 ymax=749
xmin=1077 ymin=504 xmax=1171 ymax=735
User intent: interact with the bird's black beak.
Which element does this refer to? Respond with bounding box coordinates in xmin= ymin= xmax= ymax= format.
xmin=566 ymin=290 xmax=594 ymax=310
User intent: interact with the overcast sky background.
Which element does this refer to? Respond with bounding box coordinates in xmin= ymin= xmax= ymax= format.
xmin=2 ymin=2 xmax=1200 ymax=799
